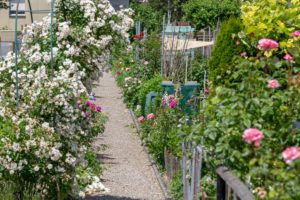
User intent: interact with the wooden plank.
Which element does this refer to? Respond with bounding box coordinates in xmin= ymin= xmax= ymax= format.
xmin=216 ymin=166 xmax=254 ymax=200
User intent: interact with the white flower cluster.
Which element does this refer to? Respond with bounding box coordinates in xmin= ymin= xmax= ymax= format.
xmin=0 ymin=0 xmax=133 ymax=197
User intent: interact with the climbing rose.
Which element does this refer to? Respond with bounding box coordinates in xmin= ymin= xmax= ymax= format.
xmin=144 ymin=61 xmax=149 ymax=65
xmin=236 ymin=40 xmax=241 ymax=46
xmin=243 ymin=128 xmax=264 ymax=147
xmin=147 ymin=113 xmax=155 ymax=120
xmin=169 ymin=100 xmax=177 ymax=108
xmin=284 ymin=53 xmax=295 ymax=64
xmin=282 ymin=147 xmax=300 ymax=164
xmin=267 ymin=79 xmax=280 ymax=89
xmin=138 ymin=116 xmax=145 ymax=123
xmin=258 ymin=39 xmax=279 ymax=51
xmin=96 ymin=105 xmax=102 ymax=112
xmin=291 ymin=31 xmax=300 ymax=37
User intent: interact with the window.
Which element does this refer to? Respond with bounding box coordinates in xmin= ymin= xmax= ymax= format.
xmin=9 ymin=0 xmax=25 ymax=17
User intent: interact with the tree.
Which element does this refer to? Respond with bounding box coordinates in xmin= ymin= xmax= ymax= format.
xmin=147 ymin=0 xmax=188 ymax=21
xmin=183 ymin=0 xmax=240 ymax=30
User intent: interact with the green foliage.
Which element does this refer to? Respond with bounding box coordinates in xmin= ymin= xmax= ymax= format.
xmin=241 ymin=0 xmax=300 ymax=41
xmin=198 ymin=37 xmax=300 ymax=198
xmin=137 ymin=75 xmax=163 ymax=116
xmin=170 ymin=171 xmax=183 ymax=200
xmin=183 ymin=0 xmax=240 ymax=30
xmin=140 ymin=107 xmax=183 ymax=167
xmin=208 ymin=16 xmax=245 ymax=88
xmin=130 ymin=1 xmax=163 ymax=33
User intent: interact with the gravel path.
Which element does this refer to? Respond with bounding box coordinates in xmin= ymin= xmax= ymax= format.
xmin=89 ymin=72 xmax=165 ymax=200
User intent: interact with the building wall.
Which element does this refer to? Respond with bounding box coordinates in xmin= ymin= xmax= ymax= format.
xmin=0 ymin=0 xmax=50 ymax=41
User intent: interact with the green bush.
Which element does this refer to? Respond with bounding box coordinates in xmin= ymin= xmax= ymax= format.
xmin=137 ymin=75 xmax=163 ymax=116
xmin=208 ymin=16 xmax=245 ymax=88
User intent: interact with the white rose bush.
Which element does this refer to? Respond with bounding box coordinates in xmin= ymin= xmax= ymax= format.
xmin=0 ymin=0 xmax=133 ymax=199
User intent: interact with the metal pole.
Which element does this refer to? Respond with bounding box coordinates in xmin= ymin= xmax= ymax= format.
xmin=161 ymin=15 xmax=166 ymax=77
xmin=185 ymin=55 xmax=188 ymax=83
xmin=14 ymin=0 xmax=20 ymax=110
xmin=50 ymin=0 xmax=55 ymax=69
xmin=135 ymin=20 xmax=140 ymax=63
xmin=27 ymin=0 xmax=33 ymax=23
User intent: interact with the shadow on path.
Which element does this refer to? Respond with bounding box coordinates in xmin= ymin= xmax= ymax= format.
xmin=87 ymin=195 xmax=142 ymax=200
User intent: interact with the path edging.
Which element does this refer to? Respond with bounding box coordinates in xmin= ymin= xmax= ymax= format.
xmin=129 ymin=109 xmax=172 ymax=200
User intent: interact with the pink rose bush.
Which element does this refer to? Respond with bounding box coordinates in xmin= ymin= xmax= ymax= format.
xmin=282 ymin=147 xmax=300 ymax=164
xmin=243 ymin=128 xmax=264 ymax=147
xmin=162 ymin=94 xmax=178 ymax=108
xmin=258 ymin=39 xmax=279 ymax=51
xmin=267 ymin=79 xmax=280 ymax=89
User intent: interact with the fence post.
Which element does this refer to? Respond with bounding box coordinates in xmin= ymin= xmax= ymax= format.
xmin=217 ymin=174 xmax=226 ymax=200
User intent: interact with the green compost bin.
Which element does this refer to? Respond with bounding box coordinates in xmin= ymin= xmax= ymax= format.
xmin=180 ymin=81 xmax=200 ymax=116
xmin=144 ymin=92 xmax=158 ymax=115
xmin=161 ymin=81 xmax=175 ymax=95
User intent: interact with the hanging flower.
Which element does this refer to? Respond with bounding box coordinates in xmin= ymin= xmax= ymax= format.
xmin=282 ymin=147 xmax=300 ymax=164
xmin=243 ymin=128 xmax=264 ymax=147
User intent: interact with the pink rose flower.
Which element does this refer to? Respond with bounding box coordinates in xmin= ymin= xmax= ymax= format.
xmin=243 ymin=128 xmax=264 ymax=147
xmin=267 ymin=79 xmax=280 ymax=89
xmin=284 ymin=53 xmax=296 ymax=64
xmin=138 ymin=116 xmax=145 ymax=123
xmin=144 ymin=61 xmax=149 ymax=65
xmin=258 ymin=39 xmax=279 ymax=51
xmin=236 ymin=40 xmax=241 ymax=46
xmin=85 ymin=100 xmax=92 ymax=106
xmin=240 ymin=51 xmax=247 ymax=57
xmin=147 ymin=113 xmax=155 ymax=120
xmin=96 ymin=105 xmax=102 ymax=112
xmin=282 ymin=147 xmax=300 ymax=164
xmin=291 ymin=31 xmax=300 ymax=37
xmin=169 ymin=100 xmax=177 ymax=108
xmin=90 ymin=103 xmax=95 ymax=110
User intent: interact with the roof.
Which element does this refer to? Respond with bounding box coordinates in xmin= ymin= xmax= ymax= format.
xmin=164 ymin=38 xmax=214 ymax=51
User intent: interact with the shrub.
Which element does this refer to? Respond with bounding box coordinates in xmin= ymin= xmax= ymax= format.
xmin=208 ymin=16 xmax=245 ymax=88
